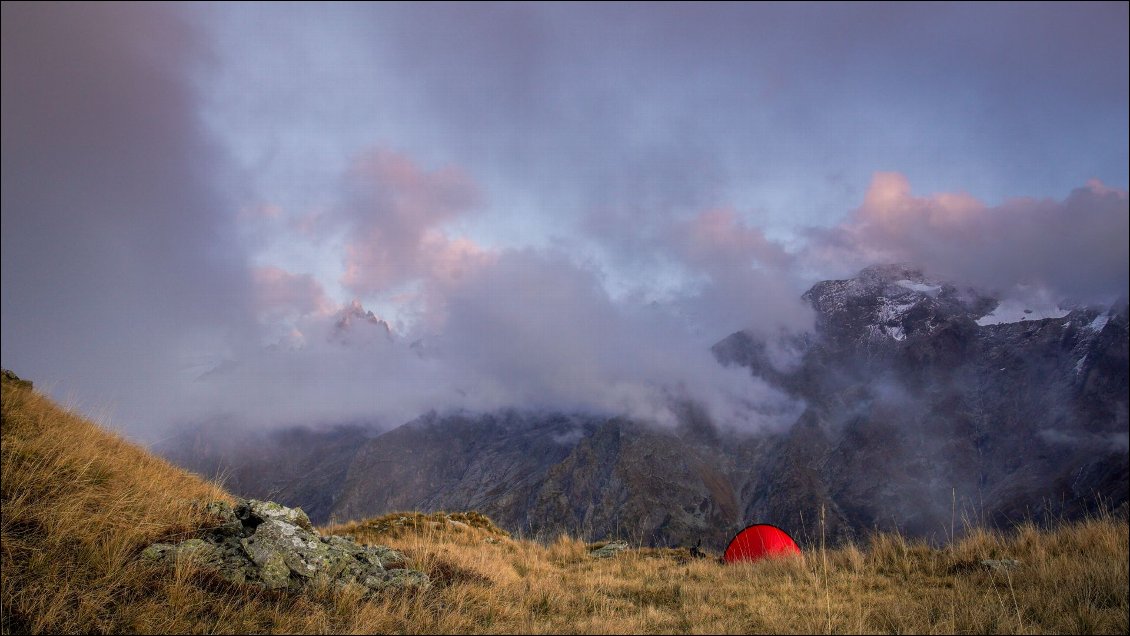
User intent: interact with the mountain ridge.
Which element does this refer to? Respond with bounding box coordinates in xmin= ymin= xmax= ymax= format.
xmin=162 ymin=264 xmax=1129 ymax=549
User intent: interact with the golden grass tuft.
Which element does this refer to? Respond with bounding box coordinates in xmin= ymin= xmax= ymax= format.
xmin=2 ymin=374 xmax=1127 ymax=634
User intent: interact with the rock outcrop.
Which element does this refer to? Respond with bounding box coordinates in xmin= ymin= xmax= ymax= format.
xmin=143 ymin=499 xmax=429 ymax=595
xmin=589 ymin=540 xmax=630 ymax=559
xmin=1 ymin=369 xmax=32 ymax=390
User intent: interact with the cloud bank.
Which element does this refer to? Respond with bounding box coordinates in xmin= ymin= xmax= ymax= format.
xmin=1 ymin=3 xmax=253 ymax=431
xmin=197 ymin=149 xmax=811 ymax=434
xmin=199 ymin=151 xmax=1128 ymax=438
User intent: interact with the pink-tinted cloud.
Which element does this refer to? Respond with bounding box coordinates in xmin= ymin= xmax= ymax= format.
xmin=856 ymin=172 xmax=986 ymax=243
xmin=340 ymin=150 xmax=486 ymax=295
xmin=673 ymin=207 xmax=794 ymax=270
xmin=252 ymin=266 xmax=334 ymax=321
xmin=291 ymin=208 xmax=332 ymax=240
xmin=811 ymin=173 xmax=1129 ymax=301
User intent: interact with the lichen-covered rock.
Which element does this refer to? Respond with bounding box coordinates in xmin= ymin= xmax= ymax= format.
xmin=143 ymin=498 xmax=429 ymax=597
xmin=237 ymin=498 xmax=314 ymax=532
xmin=320 ymin=534 xmax=364 ymax=556
xmin=360 ymin=545 xmax=408 ymax=570
xmin=590 ymin=540 xmax=630 ymax=558
xmin=177 ymin=538 xmax=223 ymax=565
xmin=244 ymin=519 xmax=338 ymax=580
xmin=142 ymin=539 xmax=222 ymax=565
xmin=142 ymin=543 xmax=176 ymax=561
xmin=361 ymin=568 xmax=431 ymax=593
xmin=203 ymin=501 xmax=245 ymax=536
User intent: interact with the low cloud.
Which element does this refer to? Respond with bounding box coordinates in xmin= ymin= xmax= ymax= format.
xmin=199 ymin=240 xmax=804 ymax=435
xmin=417 ymin=249 xmax=805 ymax=432
xmin=1038 ymin=429 xmax=1130 ymax=454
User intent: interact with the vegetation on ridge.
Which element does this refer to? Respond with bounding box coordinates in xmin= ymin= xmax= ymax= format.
xmin=2 ymin=372 xmax=1127 ymax=634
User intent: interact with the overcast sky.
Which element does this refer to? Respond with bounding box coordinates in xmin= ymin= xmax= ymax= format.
xmin=3 ymin=2 xmax=1127 ymax=440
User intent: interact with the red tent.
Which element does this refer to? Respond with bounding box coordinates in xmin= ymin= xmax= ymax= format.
xmin=723 ymin=524 xmax=801 ymax=563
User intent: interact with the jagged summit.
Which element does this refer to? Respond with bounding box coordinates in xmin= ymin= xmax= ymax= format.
xmin=332 ymin=299 xmax=392 ymax=344
xmin=801 ymin=264 xmax=997 ymax=344
xmin=796 ymin=264 xmax=1125 ymax=349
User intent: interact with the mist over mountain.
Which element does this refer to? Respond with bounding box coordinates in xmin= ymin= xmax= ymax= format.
xmin=158 ymin=421 xmax=381 ymax=524
xmin=162 ymin=265 xmax=1128 ymax=549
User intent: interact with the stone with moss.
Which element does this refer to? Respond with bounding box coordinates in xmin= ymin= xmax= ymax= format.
xmin=589 ymin=540 xmax=630 ymax=558
xmin=141 ymin=543 xmax=177 ymax=562
xmin=176 ymin=538 xmax=222 ymax=564
xmin=360 ymin=545 xmax=408 ymax=570
xmin=361 ymin=568 xmax=432 ymax=593
xmin=238 ymin=498 xmax=313 ymax=531
xmin=143 ymin=497 xmax=429 ymax=597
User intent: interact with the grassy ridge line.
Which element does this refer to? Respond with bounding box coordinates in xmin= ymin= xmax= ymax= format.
xmin=2 ymin=373 xmax=1128 ymax=634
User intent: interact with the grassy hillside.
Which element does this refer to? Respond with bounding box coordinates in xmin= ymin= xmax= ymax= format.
xmin=2 ymin=372 xmax=1127 ymax=634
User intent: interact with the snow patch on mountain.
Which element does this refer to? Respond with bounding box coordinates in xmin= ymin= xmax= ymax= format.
xmin=976 ymin=298 xmax=1069 ymax=326
xmin=896 ymin=280 xmax=942 ymax=296
xmin=1086 ymin=313 xmax=1110 ymax=333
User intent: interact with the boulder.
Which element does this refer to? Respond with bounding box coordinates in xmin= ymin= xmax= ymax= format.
xmin=589 ymin=540 xmax=630 ymax=558
xmin=363 ymin=568 xmax=432 ymax=592
xmin=144 ymin=498 xmax=429 ymax=596
xmin=236 ymin=498 xmax=314 ymax=532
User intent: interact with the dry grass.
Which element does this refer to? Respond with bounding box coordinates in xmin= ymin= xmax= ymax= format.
xmin=3 ymin=375 xmax=1127 ymax=634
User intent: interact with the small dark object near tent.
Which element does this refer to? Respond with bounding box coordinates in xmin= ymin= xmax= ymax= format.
xmin=723 ymin=524 xmax=801 ymax=563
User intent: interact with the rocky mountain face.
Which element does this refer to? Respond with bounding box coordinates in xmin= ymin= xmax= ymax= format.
xmin=712 ymin=264 xmax=1127 ymax=543
xmin=331 ymin=408 xmax=763 ymax=549
xmin=332 ymin=412 xmax=601 ymax=530
xmin=163 ymin=265 xmax=1128 ymax=550
xmin=160 ymin=423 xmax=378 ymax=524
